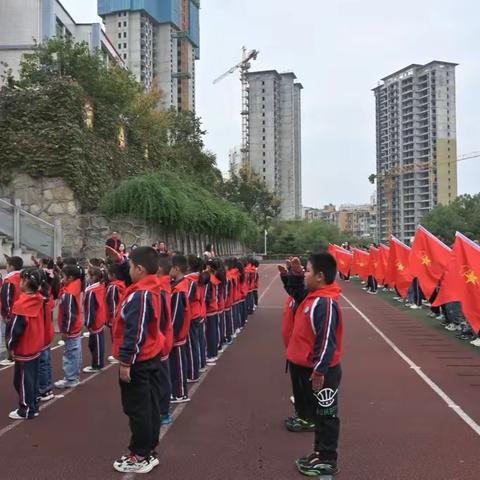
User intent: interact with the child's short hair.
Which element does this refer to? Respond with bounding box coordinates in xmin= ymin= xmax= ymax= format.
xmin=171 ymin=255 xmax=187 ymax=273
xmin=187 ymin=254 xmax=201 ymax=273
xmin=308 ymin=253 xmax=337 ymax=284
xmin=7 ymin=255 xmax=23 ymax=271
xmin=158 ymin=254 xmax=172 ymax=275
xmin=88 ymin=266 xmax=106 ymax=284
xmin=62 ymin=264 xmax=86 ymax=291
xmin=130 ymin=246 xmax=159 ymax=274
xmin=20 ymin=267 xmax=44 ymax=292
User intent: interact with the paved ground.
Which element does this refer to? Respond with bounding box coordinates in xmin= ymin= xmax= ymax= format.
xmin=0 ymin=266 xmax=479 ymax=479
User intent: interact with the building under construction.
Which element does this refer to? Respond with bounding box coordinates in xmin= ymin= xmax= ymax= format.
xmin=247 ymin=70 xmax=303 ymax=220
xmin=373 ymin=61 xmax=458 ymax=243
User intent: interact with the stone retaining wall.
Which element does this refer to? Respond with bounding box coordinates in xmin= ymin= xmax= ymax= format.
xmin=0 ymin=174 xmax=245 ymax=259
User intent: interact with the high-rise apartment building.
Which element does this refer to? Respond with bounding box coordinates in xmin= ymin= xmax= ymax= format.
xmin=0 ymin=0 xmax=121 ymax=81
xmin=98 ymin=0 xmax=200 ymax=111
xmin=373 ymin=61 xmax=458 ymax=242
xmin=247 ymin=70 xmax=303 ymax=219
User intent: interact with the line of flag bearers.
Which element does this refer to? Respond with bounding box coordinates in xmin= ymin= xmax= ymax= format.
xmin=328 ymin=225 xmax=480 ymax=340
xmin=0 ymin=248 xmax=260 ymax=474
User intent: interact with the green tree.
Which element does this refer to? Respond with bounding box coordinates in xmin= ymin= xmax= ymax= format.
xmin=421 ymin=194 xmax=480 ymax=244
xmin=222 ymin=165 xmax=280 ymax=227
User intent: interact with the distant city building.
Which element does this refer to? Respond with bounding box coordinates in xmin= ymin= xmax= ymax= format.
xmin=304 ymin=204 xmax=337 ymax=224
xmin=228 ymin=146 xmax=242 ymax=176
xmin=373 ymin=61 xmax=458 ymax=242
xmin=0 ymin=0 xmax=122 ymax=81
xmin=337 ymin=203 xmax=377 ymax=239
xmin=247 ymin=70 xmax=303 ymax=220
xmin=98 ymin=0 xmax=200 ymax=111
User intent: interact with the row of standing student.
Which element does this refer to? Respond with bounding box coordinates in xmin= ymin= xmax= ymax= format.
xmin=0 ymin=249 xmax=260 ymax=475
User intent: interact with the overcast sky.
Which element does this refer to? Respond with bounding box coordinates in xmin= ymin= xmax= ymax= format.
xmin=62 ymin=0 xmax=480 ymax=209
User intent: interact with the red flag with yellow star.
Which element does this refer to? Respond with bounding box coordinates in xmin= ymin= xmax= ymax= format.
xmin=367 ymin=246 xmax=380 ymax=278
xmin=351 ymin=248 xmax=370 ymax=281
xmin=378 ymin=244 xmax=390 ymax=285
xmin=385 ymin=236 xmax=413 ymax=298
xmin=328 ymin=243 xmax=337 ymax=258
xmin=334 ymin=245 xmax=353 ymax=277
xmin=409 ymin=225 xmax=451 ymax=299
xmin=433 ymin=232 xmax=480 ymax=332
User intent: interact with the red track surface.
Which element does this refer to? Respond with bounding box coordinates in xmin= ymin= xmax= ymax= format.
xmin=0 ymin=265 xmax=479 ymax=479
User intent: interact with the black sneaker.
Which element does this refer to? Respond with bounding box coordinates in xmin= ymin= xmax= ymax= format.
xmin=285 ymin=416 xmax=315 ymax=432
xmin=295 ymin=453 xmax=339 ymax=476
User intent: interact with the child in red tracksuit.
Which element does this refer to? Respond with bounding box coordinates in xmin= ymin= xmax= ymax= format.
xmin=8 ymin=268 xmax=45 ymax=420
xmin=169 ymin=255 xmax=192 ymax=403
xmin=157 ymin=254 xmax=173 ymax=425
xmin=284 ymin=254 xmax=343 ymax=477
xmin=83 ymin=267 xmax=107 ymax=373
xmin=112 ymin=247 xmax=165 ymax=474
xmin=54 ymin=264 xmax=85 ymax=389
xmin=0 ymin=255 xmax=24 ymax=366
xmin=106 ymin=262 xmax=126 ymax=364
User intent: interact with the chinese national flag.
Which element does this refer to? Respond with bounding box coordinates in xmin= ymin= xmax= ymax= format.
xmin=328 ymin=243 xmax=337 ymax=258
xmin=409 ymin=225 xmax=451 ymax=300
xmin=433 ymin=232 xmax=480 ymax=332
xmin=334 ymin=245 xmax=353 ymax=277
xmin=378 ymin=244 xmax=390 ymax=285
xmin=351 ymin=248 xmax=370 ymax=281
xmin=386 ymin=236 xmax=413 ymax=298
xmin=367 ymin=246 xmax=380 ymax=278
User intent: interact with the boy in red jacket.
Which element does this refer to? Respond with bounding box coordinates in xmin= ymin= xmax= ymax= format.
xmin=8 ymin=268 xmax=45 ymax=420
xmin=169 ymin=255 xmax=192 ymax=404
xmin=112 ymin=247 xmax=165 ymax=474
xmin=284 ymin=253 xmax=343 ymax=477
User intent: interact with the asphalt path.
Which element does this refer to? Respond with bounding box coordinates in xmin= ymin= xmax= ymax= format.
xmin=0 ymin=267 xmax=478 ymax=479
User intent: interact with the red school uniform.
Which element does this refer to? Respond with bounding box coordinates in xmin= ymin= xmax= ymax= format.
xmin=9 ymin=292 xmax=45 ymax=361
xmin=171 ymin=277 xmax=192 ymax=347
xmin=157 ymin=275 xmax=173 ymax=361
xmin=58 ymin=279 xmax=83 ymax=338
xmin=1 ymin=270 xmax=22 ymax=320
xmin=106 ymin=279 xmax=126 ymax=327
xmin=84 ymin=282 xmax=107 ymax=334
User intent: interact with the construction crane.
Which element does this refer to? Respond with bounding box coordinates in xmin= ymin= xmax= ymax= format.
xmin=368 ymin=152 xmax=480 ymax=239
xmin=213 ymin=47 xmax=259 ymax=166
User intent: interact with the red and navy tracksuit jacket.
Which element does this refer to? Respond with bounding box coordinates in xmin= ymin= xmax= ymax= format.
xmin=284 ymin=274 xmax=343 ymax=374
xmin=84 ymin=282 xmax=107 ymax=333
xmin=8 ymin=292 xmax=45 ymax=361
xmin=112 ymin=275 xmax=165 ymax=365
xmin=206 ymin=274 xmax=221 ymax=316
xmin=157 ymin=275 xmax=173 ymax=361
xmin=58 ymin=279 xmax=83 ymax=339
xmin=1 ymin=270 xmax=22 ymax=320
xmin=106 ymin=280 xmax=126 ymax=327
xmin=186 ymin=272 xmax=203 ymax=321
xmin=171 ymin=277 xmax=192 ymax=347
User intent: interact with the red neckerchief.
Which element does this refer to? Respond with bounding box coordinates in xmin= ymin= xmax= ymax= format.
xmin=306 ymin=282 xmax=342 ymax=301
xmin=12 ymin=292 xmax=44 ymax=317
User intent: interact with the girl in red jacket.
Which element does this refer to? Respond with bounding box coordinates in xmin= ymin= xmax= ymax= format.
xmin=54 ymin=264 xmax=85 ymax=389
xmin=8 ymin=268 xmax=46 ymax=420
xmin=106 ymin=262 xmax=126 ymax=364
xmin=83 ymin=267 xmax=107 ymax=373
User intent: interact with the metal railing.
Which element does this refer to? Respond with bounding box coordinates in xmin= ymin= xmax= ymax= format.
xmin=0 ymin=198 xmax=62 ymax=258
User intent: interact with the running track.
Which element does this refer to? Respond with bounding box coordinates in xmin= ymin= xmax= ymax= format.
xmin=0 ymin=265 xmax=479 ymax=479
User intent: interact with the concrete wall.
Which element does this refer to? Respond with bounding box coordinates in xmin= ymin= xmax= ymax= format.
xmin=0 ymin=174 xmax=245 ymax=261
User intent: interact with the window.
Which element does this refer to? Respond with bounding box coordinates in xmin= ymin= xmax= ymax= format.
xmin=124 ymin=43 xmax=127 ymax=48
xmin=263 ymin=144 xmax=266 ymax=149
xmin=262 ymin=97 xmax=265 ymax=101
xmin=124 ymin=32 xmax=127 ymax=38
xmin=262 ymin=128 xmax=265 ymax=133
xmin=118 ymin=22 xmax=121 ymax=27
xmin=118 ymin=33 xmax=121 ymax=38
xmin=262 ymin=112 xmax=265 ymax=117
xmin=262 ymin=152 xmax=266 ymax=157
xmin=123 ymin=53 xmax=127 ymax=59
xmin=262 ymin=120 xmax=265 ymax=125
xmin=118 ymin=43 xmax=121 ymax=49
xmin=262 ymin=136 xmax=265 ymax=141
xmin=262 ymin=81 xmax=265 ymax=85
xmin=123 ymin=21 xmax=127 ymax=27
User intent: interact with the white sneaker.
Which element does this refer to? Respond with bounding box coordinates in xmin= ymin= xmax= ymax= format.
xmin=39 ymin=391 xmax=55 ymax=402
xmin=54 ymin=378 xmax=80 ymax=389
xmin=171 ymin=395 xmax=190 ymax=404
xmin=9 ymin=409 xmax=27 ymax=420
xmin=445 ymin=323 xmax=461 ymax=332
xmin=410 ymin=304 xmax=421 ymax=310
xmin=113 ymin=455 xmax=157 ymax=474
xmin=57 ymin=340 xmax=65 ymax=346
xmin=0 ymin=359 xmax=14 ymax=367
xmin=436 ymin=315 xmax=445 ymax=321
xmin=83 ymin=331 xmax=90 ymax=338
xmin=187 ymin=378 xmax=199 ymax=384
xmin=470 ymin=338 xmax=480 ymax=347
xmin=199 ymin=367 xmax=207 ymax=373
xmin=289 ymin=395 xmax=295 ymax=405
xmin=108 ymin=355 xmax=119 ymax=364
xmin=82 ymin=366 xmax=101 ymax=374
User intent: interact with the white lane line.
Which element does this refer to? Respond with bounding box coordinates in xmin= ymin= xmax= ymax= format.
xmin=0 ymin=361 xmax=116 ymax=439
xmin=121 ymin=265 xmax=279 ymax=480
xmin=342 ymin=293 xmax=480 ymax=437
